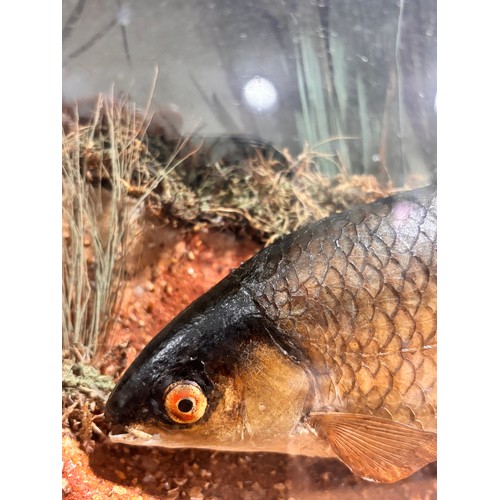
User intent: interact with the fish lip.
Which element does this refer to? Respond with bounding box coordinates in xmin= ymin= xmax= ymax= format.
xmin=108 ymin=426 xmax=161 ymax=446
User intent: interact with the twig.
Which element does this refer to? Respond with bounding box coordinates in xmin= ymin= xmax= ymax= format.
xmin=64 ymin=18 xmax=117 ymax=65
xmin=62 ymin=0 xmax=87 ymax=43
xmin=395 ymin=0 xmax=406 ymax=178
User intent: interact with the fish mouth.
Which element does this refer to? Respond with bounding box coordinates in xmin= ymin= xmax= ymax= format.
xmin=108 ymin=424 xmax=162 ymax=447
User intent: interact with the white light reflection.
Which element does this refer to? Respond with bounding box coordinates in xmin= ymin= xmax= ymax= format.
xmin=243 ymin=76 xmax=278 ymax=114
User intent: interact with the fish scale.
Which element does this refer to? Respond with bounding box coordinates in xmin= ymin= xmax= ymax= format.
xmin=106 ymin=184 xmax=437 ymax=483
xmin=247 ymin=185 xmax=437 ymax=432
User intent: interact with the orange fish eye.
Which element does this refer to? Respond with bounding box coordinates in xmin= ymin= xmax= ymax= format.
xmin=163 ymin=381 xmax=207 ymax=424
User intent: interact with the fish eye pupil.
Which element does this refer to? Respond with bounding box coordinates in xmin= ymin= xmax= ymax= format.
xmin=164 ymin=382 xmax=207 ymax=423
xmin=177 ymin=398 xmax=194 ymax=413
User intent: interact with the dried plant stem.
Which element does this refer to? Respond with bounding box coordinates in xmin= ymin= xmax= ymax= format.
xmin=62 ymin=85 xmax=203 ymax=360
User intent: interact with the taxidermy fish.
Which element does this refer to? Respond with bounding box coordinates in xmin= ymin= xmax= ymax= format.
xmin=106 ymin=185 xmax=437 ymax=483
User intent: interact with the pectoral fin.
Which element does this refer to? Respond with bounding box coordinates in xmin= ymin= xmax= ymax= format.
xmin=308 ymin=412 xmax=437 ymax=483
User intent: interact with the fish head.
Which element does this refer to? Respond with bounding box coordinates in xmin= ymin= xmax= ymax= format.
xmin=106 ymin=277 xmax=311 ymax=453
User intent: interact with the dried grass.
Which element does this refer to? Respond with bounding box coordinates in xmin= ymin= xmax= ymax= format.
xmin=145 ymin=146 xmax=388 ymax=244
xmin=62 ymin=93 xmax=193 ymax=359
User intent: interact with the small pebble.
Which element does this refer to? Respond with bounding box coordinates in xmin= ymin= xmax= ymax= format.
xmin=273 ymin=482 xmax=286 ymax=492
xmin=188 ymin=485 xmax=204 ymax=499
xmin=62 ymin=478 xmax=71 ymax=495
xmin=143 ymin=472 xmax=156 ymax=484
xmin=166 ymin=487 xmax=180 ymax=499
xmin=114 ymin=469 xmax=126 ymax=481
xmin=175 ymin=241 xmax=186 ymax=256
xmin=111 ymin=485 xmax=128 ymax=495
xmin=251 ymin=481 xmax=262 ymax=491
xmin=187 ymin=251 xmax=195 ymax=261
xmin=200 ymin=469 xmax=212 ymax=479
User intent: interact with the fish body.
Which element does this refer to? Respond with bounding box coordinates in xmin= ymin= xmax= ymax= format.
xmin=106 ymin=185 xmax=437 ymax=483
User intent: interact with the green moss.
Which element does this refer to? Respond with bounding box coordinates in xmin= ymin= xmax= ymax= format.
xmin=62 ymin=360 xmax=115 ymax=396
